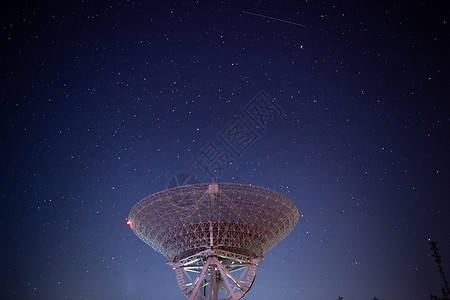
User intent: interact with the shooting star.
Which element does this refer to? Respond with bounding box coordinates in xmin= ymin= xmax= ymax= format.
xmin=242 ymin=11 xmax=306 ymax=27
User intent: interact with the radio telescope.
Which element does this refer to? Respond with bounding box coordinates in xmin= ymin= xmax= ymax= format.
xmin=128 ymin=183 xmax=299 ymax=300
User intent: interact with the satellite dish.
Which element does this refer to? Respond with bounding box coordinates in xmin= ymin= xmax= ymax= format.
xmin=128 ymin=183 xmax=299 ymax=300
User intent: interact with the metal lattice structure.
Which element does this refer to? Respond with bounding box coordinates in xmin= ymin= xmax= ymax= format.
xmin=128 ymin=183 xmax=299 ymax=300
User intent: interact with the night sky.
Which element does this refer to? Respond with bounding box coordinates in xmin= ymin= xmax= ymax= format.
xmin=1 ymin=1 xmax=449 ymax=299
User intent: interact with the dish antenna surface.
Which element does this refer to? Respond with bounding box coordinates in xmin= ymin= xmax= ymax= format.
xmin=128 ymin=183 xmax=299 ymax=300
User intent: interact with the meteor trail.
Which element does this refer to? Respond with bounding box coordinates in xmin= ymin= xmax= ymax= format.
xmin=242 ymin=10 xmax=306 ymax=27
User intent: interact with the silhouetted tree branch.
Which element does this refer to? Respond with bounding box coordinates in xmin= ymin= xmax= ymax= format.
xmin=430 ymin=241 xmax=450 ymax=300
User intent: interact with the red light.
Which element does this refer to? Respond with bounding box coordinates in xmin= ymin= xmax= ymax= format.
xmin=127 ymin=220 xmax=133 ymax=229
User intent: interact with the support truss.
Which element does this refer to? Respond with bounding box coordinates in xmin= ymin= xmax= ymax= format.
xmin=173 ymin=251 xmax=257 ymax=300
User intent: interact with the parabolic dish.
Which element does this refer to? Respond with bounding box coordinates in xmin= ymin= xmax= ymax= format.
xmin=128 ymin=183 xmax=299 ymax=261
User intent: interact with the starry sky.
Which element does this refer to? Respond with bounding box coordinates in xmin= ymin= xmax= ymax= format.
xmin=1 ymin=1 xmax=449 ymax=299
